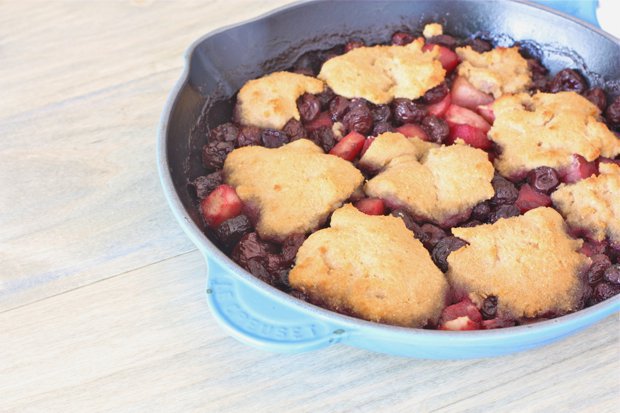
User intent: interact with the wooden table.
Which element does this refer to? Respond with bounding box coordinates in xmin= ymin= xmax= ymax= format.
xmin=1 ymin=1 xmax=618 ymax=411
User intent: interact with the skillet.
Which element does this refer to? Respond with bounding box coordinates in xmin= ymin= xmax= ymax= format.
xmin=158 ymin=0 xmax=620 ymax=358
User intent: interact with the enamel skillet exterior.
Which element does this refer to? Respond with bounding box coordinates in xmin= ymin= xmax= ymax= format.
xmin=158 ymin=0 xmax=620 ymax=358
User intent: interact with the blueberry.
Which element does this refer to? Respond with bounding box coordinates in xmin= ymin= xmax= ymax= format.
xmin=261 ymin=129 xmax=289 ymax=148
xmin=528 ymin=59 xmax=549 ymax=92
xmin=467 ymin=38 xmax=492 ymax=53
xmin=231 ymin=232 xmax=278 ymax=270
xmin=215 ymin=215 xmax=252 ymax=251
xmin=607 ymin=242 xmax=620 ymax=264
xmin=210 ymin=122 xmax=239 ymax=143
xmin=329 ymin=96 xmax=350 ymax=121
xmin=605 ymin=96 xmax=620 ymax=127
xmin=420 ymin=223 xmax=447 ymax=250
xmin=245 ymin=258 xmax=273 ymax=283
xmin=202 ymin=140 xmax=234 ymax=170
xmin=481 ymin=295 xmax=498 ymax=319
xmin=421 ymin=115 xmax=449 ymax=143
xmin=527 ymin=166 xmax=559 ymax=193
xmin=422 ymin=83 xmax=449 ymax=104
xmin=471 ymin=201 xmax=492 ymax=222
xmin=488 ymin=204 xmax=520 ymax=223
xmin=432 ymin=236 xmax=467 ymax=272
xmin=390 ymin=209 xmax=428 ymax=245
xmin=392 ymin=98 xmax=427 ymax=125
xmin=490 ymin=175 xmax=518 ymax=205
xmin=343 ymin=101 xmax=373 ymax=134
xmin=584 ymin=88 xmax=607 ymax=112
xmin=281 ymin=233 xmax=306 ymax=264
xmin=297 ymin=93 xmax=321 ymax=123
xmin=428 ymin=34 xmax=457 ymax=50
xmin=585 ymin=254 xmax=611 ymax=285
xmin=549 ymin=69 xmax=587 ymax=94
xmin=309 ymin=126 xmax=336 ymax=152
xmin=590 ymin=282 xmax=620 ymax=304
xmin=283 ymin=118 xmax=306 ymax=141
xmin=391 ymin=31 xmax=414 ymax=46
xmin=236 ymin=125 xmax=262 ymax=147
xmin=372 ymin=121 xmax=394 ymax=136
xmin=190 ymin=171 xmax=223 ymax=199
xmin=372 ymin=104 xmax=392 ymax=123
xmin=316 ymin=88 xmax=335 ymax=110
xmin=604 ymin=264 xmax=620 ymax=285
xmin=528 ymin=58 xmax=548 ymax=77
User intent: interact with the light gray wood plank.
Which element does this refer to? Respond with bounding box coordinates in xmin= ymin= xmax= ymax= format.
xmin=1 ymin=251 xmax=618 ymax=412
xmin=0 ymin=68 xmax=196 ymax=310
xmin=0 ymin=0 xmax=294 ymax=310
xmin=0 ymin=0 xmax=294 ymax=119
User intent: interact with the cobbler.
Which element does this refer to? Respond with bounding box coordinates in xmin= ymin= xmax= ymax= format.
xmin=190 ymin=23 xmax=620 ymax=330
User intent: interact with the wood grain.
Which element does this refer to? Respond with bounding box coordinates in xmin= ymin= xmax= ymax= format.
xmin=1 ymin=1 xmax=619 ymax=412
xmin=0 ymin=0 xmax=293 ymax=310
xmin=1 ymin=251 xmax=618 ymax=412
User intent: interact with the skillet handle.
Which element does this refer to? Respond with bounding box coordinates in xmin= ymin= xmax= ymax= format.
xmin=532 ymin=0 xmax=600 ymax=27
xmin=205 ymin=256 xmax=348 ymax=353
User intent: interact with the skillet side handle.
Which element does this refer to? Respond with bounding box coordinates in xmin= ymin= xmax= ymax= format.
xmin=532 ymin=0 xmax=600 ymax=27
xmin=205 ymin=256 xmax=348 ymax=353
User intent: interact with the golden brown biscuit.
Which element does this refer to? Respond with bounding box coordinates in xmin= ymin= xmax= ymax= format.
xmin=447 ymin=207 xmax=589 ymax=319
xmin=364 ymin=144 xmax=495 ymax=224
xmin=490 ymin=91 xmax=620 ymax=177
xmin=455 ymin=46 xmax=531 ymax=98
xmin=318 ymin=38 xmax=445 ymax=104
xmin=224 ymin=139 xmax=364 ymax=241
xmin=552 ymin=163 xmax=620 ymax=243
xmin=358 ymin=132 xmax=437 ymax=172
xmin=236 ymin=71 xmax=324 ymax=130
xmin=289 ymin=204 xmax=448 ymax=327
xmin=423 ymin=23 xmax=443 ymax=38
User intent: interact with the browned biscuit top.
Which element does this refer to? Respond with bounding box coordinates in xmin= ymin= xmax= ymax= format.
xmin=364 ymin=144 xmax=495 ymax=224
xmin=455 ymin=46 xmax=531 ymax=98
xmin=289 ymin=204 xmax=448 ymax=327
xmin=490 ymin=91 xmax=620 ymax=177
xmin=236 ymin=71 xmax=324 ymax=130
xmin=552 ymin=163 xmax=620 ymax=243
xmin=318 ymin=38 xmax=445 ymax=104
xmin=358 ymin=132 xmax=437 ymax=172
xmin=447 ymin=207 xmax=589 ymax=319
xmin=223 ymin=139 xmax=364 ymax=241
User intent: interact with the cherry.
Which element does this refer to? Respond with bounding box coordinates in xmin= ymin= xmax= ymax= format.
xmin=200 ymin=184 xmax=243 ymax=228
xmin=329 ymin=131 xmax=366 ymax=161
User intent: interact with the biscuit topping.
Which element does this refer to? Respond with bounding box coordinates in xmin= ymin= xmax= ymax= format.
xmin=358 ymin=132 xmax=436 ymax=172
xmin=318 ymin=38 xmax=446 ymax=104
xmin=236 ymin=71 xmax=325 ymax=130
xmin=455 ymin=46 xmax=531 ymax=98
xmin=223 ymin=139 xmax=363 ymax=241
xmin=289 ymin=204 xmax=448 ymax=327
xmin=423 ymin=23 xmax=443 ymax=39
xmin=552 ymin=163 xmax=620 ymax=243
xmin=490 ymin=91 xmax=620 ymax=177
xmin=365 ymin=144 xmax=495 ymax=225
xmin=195 ymin=25 xmax=620 ymax=330
xmin=447 ymin=207 xmax=589 ymax=319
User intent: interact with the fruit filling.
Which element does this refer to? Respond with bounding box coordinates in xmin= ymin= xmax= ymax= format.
xmin=188 ymin=22 xmax=620 ymax=330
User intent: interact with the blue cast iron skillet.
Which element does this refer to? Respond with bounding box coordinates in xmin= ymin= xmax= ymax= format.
xmin=158 ymin=0 xmax=620 ymax=358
